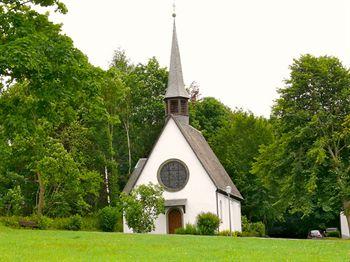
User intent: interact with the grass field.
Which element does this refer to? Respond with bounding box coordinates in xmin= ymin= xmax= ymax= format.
xmin=0 ymin=225 xmax=349 ymax=261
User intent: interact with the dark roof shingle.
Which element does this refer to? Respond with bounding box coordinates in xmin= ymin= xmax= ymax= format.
xmin=122 ymin=158 xmax=147 ymax=194
xmin=173 ymin=117 xmax=243 ymax=200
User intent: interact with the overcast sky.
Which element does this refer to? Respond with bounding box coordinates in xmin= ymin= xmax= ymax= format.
xmin=49 ymin=0 xmax=350 ymax=117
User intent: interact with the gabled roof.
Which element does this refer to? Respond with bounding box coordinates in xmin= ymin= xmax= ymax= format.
xmin=122 ymin=116 xmax=243 ymax=200
xmin=122 ymin=158 xmax=147 ymax=194
xmin=172 ymin=116 xmax=243 ymax=200
xmin=165 ymin=20 xmax=189 ymax=99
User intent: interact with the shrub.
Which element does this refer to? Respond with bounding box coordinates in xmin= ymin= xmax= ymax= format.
xmin=174 ymin=227 xmax=186 ymax=234
xmin=218 ymin=230 xmax=242 ymax=237
xmin=35 ymin=216 xmax=52 ymax=230
xmin=50 ymin=217 xmax=70 ymax=230
xmin=241 ymin=216 xmax=266 ymax=237
xmin=326 ymin=231 xmax=340 ymax=238
xmin=175 ymin=223 xmax=198 ymax=235
xmin=98 ymin=206 xmax=120 ymax=232
xmin=218 ymin=230 xmax=231 ymax=236
xmin=0 ymin=186 xmax=24 ymax=216
xmin=196 ymin=212 xmax=220 ymax=235
xmin=250 ymin=221 xmax=265 ymax=237
xmin=81 ymin=216 xmax=99 ymax=231
xmin=65 ymin=215 xmax=82 ymax=231
xmin=0 ymin=216 xmax=20 ymax=228
xmin=121 ymin=183 xmax=165 ymax=233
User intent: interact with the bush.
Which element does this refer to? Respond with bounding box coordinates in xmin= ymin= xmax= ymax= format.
xmin=218 ymin=230 xmax=242 ymax=237
xmin=36 ymin=216 xmax=52 ymax=230
xmin=250 ymin=221 xmax=265 ymax=237
xmin=65 ymin=215 xmax=82 ymax=231
xmin=0 ymin=216 xmax=20 ymax=228
xmin=175 ymin=223 xmax=198 ymax=235
xmin=241 ymin=216 xmax=266 ymax=237
xmin=218 ymin=230 xmax=231 ymax=236
xmin=326 ymin=231 xmax=340 ymax=238
xmin=98 ymin=206 xmax=120 ymax=232
xmin=196 ymin=212 xmax=220 ymax=235
xmin=50 ymin=217 xmax=70 ymax=230
xmin=121 ymin=183 xmax=165 ymax=233
xmin=81 ymin=216 xmax=99 ymax=231
xmin=0 ymin=186 xmax=24 ymax=216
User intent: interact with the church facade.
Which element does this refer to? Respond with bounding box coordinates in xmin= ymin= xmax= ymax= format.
xmin=123 ymin=15 xmax=243 ymax=234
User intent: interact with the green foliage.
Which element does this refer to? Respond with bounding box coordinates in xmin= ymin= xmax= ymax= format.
xmin=326 ymin=231 xmax=340 ymax=238
xmin=218 ymin=230 xmax=242 ymax=237
xmin=121 ymin=183 xmax=165 ymax=233
xmin=174 ymin=224 xmax=198 ymax=235
xmin=190 ymin=97 xmax=232 ymax=140
xmin=209 ymin=110 xmax=274 ymax=222
xmin=65 ymin=215 xmax=82 ymax=231
xmin=196 ymin=212 xmax=220 ymax=235
xmin=0 ymin=216 xmax=21 ymax=228
xmin=81 ymin=216 xmax=100 ymax=231
xmin=98 ymin=206 xmax=121 ymax=232
xmin=108 ymin=52 xmax=168 ymax=187
xmin=35 ymin=216 xmax=53 ymax=230
xmin=0 ymin=186 xmax=24 ymax=216
xmin=241 ymin=216 xmax=266 ymax=237
xmin=253 ymin=55 xmax=350 ymax=235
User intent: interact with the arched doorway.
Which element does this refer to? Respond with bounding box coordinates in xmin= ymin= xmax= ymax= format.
xmin=168 ymin=208 xmax=183 ymax=234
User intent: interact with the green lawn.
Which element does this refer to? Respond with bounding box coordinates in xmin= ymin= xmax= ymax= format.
xmin=0 ymin=225 xmax=349 ymax=262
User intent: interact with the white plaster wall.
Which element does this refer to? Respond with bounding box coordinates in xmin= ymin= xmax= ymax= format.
xmin=340 ymin=212 xmax=350 ymax=239
xmin=124 ymin=118 xmax=218 ymax=234
xmin=217 ymin=192 xmax=242 ymax=232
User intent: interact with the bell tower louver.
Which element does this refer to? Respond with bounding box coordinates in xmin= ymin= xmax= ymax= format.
xmin=165 ymin=12 xmax=189 ymax=124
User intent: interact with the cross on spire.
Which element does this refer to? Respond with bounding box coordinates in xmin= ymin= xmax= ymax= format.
xmin=172 ymin=1 xmax=176 ymax=18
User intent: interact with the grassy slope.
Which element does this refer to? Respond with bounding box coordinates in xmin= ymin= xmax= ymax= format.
xmin=0 ymin=225 xmax=349 ymax=262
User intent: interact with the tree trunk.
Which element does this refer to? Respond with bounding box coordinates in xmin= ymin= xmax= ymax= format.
xmin=105 ymin=166 xmax=111 ymax=204
xmin=37 ymin=172 xmax=45 ymax=216
xmin=124 ymin=121 xmax=132 ymax=175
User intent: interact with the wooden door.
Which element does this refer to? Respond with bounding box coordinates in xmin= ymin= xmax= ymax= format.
xmin=168 ymin=208 xmax=182 ymax=234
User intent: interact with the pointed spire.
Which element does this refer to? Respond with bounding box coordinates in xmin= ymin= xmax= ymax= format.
xmin=165 ymin=14 xmax=189 ymax=99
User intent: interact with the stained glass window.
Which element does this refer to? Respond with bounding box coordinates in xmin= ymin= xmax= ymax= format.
xmin=158 ymin=160 xmax=189 ymax=191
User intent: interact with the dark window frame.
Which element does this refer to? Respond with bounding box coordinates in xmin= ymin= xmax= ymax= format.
xmin=157 ymin=159 xmax=189 ymax=192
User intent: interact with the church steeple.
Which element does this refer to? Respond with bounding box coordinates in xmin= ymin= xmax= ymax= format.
xmin=165 ymin=10 xmax=190 ymax=124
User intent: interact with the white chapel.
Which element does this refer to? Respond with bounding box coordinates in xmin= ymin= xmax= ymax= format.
xmin=123 ymin=13 xmax=243 ymax=234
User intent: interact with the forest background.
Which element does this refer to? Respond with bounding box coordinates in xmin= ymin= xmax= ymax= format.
xmin=1 ymin=0 xmax=349 ymax=238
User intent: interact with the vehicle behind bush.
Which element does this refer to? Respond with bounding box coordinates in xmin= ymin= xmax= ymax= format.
xmin=325 ymin=228 xmax=340 ymax=238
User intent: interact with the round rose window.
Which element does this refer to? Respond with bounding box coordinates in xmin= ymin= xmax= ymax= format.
xmin=158 ymin=159 xmax=189 ymax=191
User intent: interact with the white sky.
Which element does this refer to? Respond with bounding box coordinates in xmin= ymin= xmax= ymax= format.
xmin=49 ymin=0 xmax=350 ymax=117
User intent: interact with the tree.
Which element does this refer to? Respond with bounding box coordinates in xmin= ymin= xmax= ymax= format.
xmin=253 ymin=55 xmax=350 ymax=234
xmin=0 ymin=185 xmax=24 ymax=216
xmin=190 ymin=98 xmax=274 ymax=222
xmin=210 ymin=111 xmax=274 ymax=222
xmin=109 ymin=52 xmax=168 ymax=188
xmin=121 ymin=183 xmax=165 ymax=233
xmin=190 ymin=97 xmax=232 ymax=140
xmin=0 ymin=1 xmax=107 ymax=215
